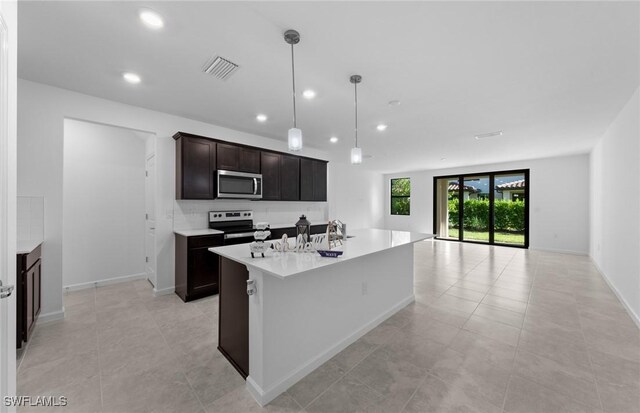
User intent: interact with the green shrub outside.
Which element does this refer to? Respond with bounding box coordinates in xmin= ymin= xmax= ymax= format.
xmin=447 ymin=198 xmax=524 ymax=231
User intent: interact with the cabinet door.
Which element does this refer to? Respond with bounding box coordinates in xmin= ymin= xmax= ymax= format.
xmin=281 ymin=155 xmax=300 ymax=201
xmin=239 ymin=148 xmax=261 ymax=173
xmin=261 ymin=152 xmax=281 ymax=200
xmin=219 ymin=257 xmax=249 ymax=378
xmin=33 ymin=262 xmax=41 ymax=319
xmin=217 ymin=143 xmax=239 ymax=171
xmin=313 ymin=161 xmax=328 ymax=201
xmin=25 ymin=265 xmax=35 ymax=339
xmin=179 ymin=136 xmax=216 ymax=199
xmin=300 ymin=158 xmax=314 ymax=201
xmin=189 ymin=248 xmax=219 ymax=295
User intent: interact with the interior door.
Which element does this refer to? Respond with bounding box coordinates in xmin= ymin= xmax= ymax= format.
xmin=145 ymin=154 xmax=156 ymax=287
xmin=0 ymin=10 xmax=16 ymax=411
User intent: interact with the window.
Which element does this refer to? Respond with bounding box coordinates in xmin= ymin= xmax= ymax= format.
xmin=390 ymin=178 xmax=411 ymax=215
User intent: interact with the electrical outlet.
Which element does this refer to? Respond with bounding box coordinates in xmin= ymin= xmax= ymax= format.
xmin=361 ymin=281 xmax=368 ymax=296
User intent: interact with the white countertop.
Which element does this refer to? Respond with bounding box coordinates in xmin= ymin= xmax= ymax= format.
xmin=209 ymin=228 xmax=434 ymax=279
xmin=17 ymin=239 xmax=43 ymax=255
xmin=174 ymin=229 xmax=224 ymax=237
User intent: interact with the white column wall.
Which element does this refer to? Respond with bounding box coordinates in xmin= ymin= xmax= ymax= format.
xmin=589 ymin=88 xmax=640 ymax=324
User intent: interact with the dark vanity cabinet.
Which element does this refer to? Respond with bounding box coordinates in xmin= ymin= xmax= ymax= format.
xmin=260 ymin=151 xmax=281 ymax=200
xmin=175 ymin=134 xmax=217 ymax=199
xmin=175 ymin=234 xmax=223 ymax=302
xmin=300 ymin=159 xmax=328 ymax=202
xmin=17 ymin=244 xmax=42 ymax=348
xmin=217 ymin=143 xmax=260 ymax=173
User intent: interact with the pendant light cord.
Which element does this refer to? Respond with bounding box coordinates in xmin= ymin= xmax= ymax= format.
xmin=291 ymin=44 xmax=297 ymax=128
xmin=354 ymin=81 xmax=358 ymax=148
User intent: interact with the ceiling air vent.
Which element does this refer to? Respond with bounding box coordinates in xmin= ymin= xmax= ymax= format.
xmin=202 ymin=56 xmax=239 ymax=80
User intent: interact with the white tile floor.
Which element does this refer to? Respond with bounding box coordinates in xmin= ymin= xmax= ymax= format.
xmin=17 ymin=240 xmax=640 ymax=412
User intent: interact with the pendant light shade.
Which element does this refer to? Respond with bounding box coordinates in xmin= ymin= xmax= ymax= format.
xmin=285 ymin=30 xmax=303 ymax=151
xmin=288 ymin=128 xmax=302 ymax=151
xmin=350 ymin=147 xmax=362 ymax=164
xmin=350 ymin=74 xmax=363 ymax=165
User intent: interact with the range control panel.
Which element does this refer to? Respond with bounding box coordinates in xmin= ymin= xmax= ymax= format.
xmin=209 ymin=210 xmax=253 ymax=222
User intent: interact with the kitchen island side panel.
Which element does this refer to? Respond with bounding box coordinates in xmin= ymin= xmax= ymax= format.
xmin=247 ymin=243 xmax=414 ymax=405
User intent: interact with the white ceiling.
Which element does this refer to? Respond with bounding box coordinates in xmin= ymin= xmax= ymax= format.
xmin=18 ymin=1 xmax=639 ymax=173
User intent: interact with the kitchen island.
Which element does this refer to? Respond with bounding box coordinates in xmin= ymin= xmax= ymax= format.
xmin=209 ymin=228 xmax=433 ymax=406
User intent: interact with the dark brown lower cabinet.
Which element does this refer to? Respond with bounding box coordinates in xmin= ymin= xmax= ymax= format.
xmin=270 ymin=224 xmax=328 ymax=240
xmin=17 ymin=244 xmax=42 ymax=348
xmin=175 ymin=234 xmax=223 ymax=302
xmin=218 ymin=257 xmax=249 ymax=378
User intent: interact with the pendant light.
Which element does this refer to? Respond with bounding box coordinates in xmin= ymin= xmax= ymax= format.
xmin=350 ymin=74 xmax=363 ymax=164
xmin=284 ymin=29 xmax=302 ymax=151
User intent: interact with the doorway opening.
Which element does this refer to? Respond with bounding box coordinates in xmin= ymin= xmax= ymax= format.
xmin=434 ymin=169 xmax=529 ymax=248
xmin=62 ymin=119 xmax=156 ymax=290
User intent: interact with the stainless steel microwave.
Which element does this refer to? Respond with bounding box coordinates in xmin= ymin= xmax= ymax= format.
xmin=216 ymin=170 xmax=263 ymax=199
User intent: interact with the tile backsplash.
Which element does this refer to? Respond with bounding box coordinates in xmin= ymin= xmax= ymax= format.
xmin=17 ymin=196 xmax=44 ymax=242
xmin=173 ymin=200 xmax=328 ymax=231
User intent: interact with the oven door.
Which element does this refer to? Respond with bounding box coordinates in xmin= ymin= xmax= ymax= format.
xmin=217 ymin=170 xmax=262 ymax=200
xmin=223 ymin=232 xmax=257 ymax=245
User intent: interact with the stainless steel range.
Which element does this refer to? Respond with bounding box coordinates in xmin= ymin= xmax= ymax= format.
xmin=209 ymin=210 xmax=257 ymax=245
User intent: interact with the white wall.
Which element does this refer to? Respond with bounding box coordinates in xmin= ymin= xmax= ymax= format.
xmin=18 ymin=79 xmax=381 ymax=316
xmin=328 ymin=162 xmax=385 ymax=231
xmin=62 ymin=119 xmax=147 ymax=288
xmin=590 ymin=88 xmax=640 ymax=323
xmin=384 ymin=154 xmax=590 ymax=254
xmin=1 ymin=0 xmax=18 ymax=399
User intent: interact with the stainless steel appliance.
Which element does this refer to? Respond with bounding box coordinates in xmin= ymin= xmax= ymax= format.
xmin=209 ymin=210 xmax=257 ymax=245
xmin=216 ymin=170 xmax=262 ymax=200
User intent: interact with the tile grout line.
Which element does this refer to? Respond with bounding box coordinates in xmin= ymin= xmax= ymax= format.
xmin=574 ymin=285 xmax=606 ymax=412
xmin=502 ymin=256 xmax=603 ymax=412
xmin=93 ymin=286 xmax=105 ymax=412
xmin=500 ymin=250 xmax=535 ymax=413
xmin=150 ymin=295 xmax=211 ymax=413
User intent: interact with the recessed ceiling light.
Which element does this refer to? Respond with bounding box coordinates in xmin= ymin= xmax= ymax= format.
xmin=388 ymin=100 xmax=401 ymax=106
xmin=440 ymin=157 xmax=447 ymax=161
xmin=376 ymin=124 xmax=388 ymax=131
xmin=256 ymin=114 xmax=268 ymax=122
xmin=330 ymin=136 xmax=339 ymax=143
xmin=139 ymin=9 xmax=164 ymax=29
xmin=303 ymin=89 xmax=316 ymax=99
xmin=123 ymin=72 xmax=141 ymax=84
xmin=474 ymin=130 xmax=503 ymax=140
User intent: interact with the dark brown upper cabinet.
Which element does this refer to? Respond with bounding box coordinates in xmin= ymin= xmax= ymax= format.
xmin=261 ymin=151 xmax=281 ymax=200
xmin=300 ymin=158 xmax=328 ymax=202
xmin=174 ymin=131 xmax=327 ymax=202
xmin=175 ymin=134 xmax=216 ymax=199
xmin=280 ymin=155 xmax=300 ymax=201
xmin=217 ymin=143 xmax=260 ymax=173
xmin=239 ymin=148 xmax=261 ymax=173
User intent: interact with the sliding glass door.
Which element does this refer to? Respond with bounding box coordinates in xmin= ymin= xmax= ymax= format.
xmin=434 ymin=169 xmax=529 ymax=248
xmin=462 ymin=175 xmax=490 ymax=243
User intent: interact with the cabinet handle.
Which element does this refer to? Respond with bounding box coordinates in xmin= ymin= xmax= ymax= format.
xmin=247 ymin=279 xmax=256 ymax=296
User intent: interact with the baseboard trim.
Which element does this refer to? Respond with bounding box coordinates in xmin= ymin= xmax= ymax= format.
xmin=246 ymin=294 xmax=415 ymax=406
xmin=529 ymin=247 xmax=588 ymax=256
xmin=153 ymin=286 xmax=175 ymax=297
xmin=63 ymin=272 xmax=147 ymax=292
xmin=590 ymin=258 xmax=640 ymax=329
xmin=37 ymin=309 xmax=65 ymax=324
